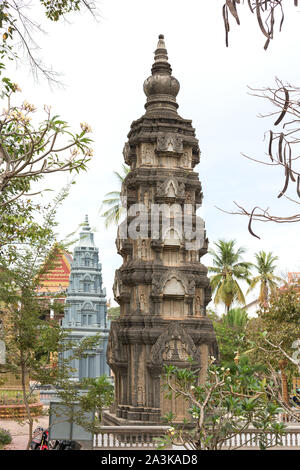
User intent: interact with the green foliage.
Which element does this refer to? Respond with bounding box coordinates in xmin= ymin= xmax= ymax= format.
xmin=262 ymin=286 xmax=300 ymax=325
xmin=0 ymin=0 xmax=100 ymax=450
xmin=107 ymin=306 xmax=120 ymax=320
xmin=100 ymin=164 xmax=130 ymax=227
xmin=157 ymin=360 xmax=285 ymax=450
xmin=0 ymin=2 xmax=94 ymax=253
xmin=208 ymin=239 xmax=253 ymax=312
xmin=212 ymin=310 xmax=250 ymax=367
xmin=0 ymin=427 xmax=12 ymax=446
xmin=224 ymin=307 xmax=249 ymax=328
xmin=0 ymin=98 xmax=93 ymax=203
xmin=247 ymin=251 xmax=281 ymax=307
xmin=79 ymin=375 xmax=114 ymax=423
xmin=49 ymin=371 xmax=113 ymax=435
xmin=0 ymin=189 xmax=104 ymax=446
xmin=247 ymin=286 xmax=300 ymax=372
xmin=41 ymin=0 xmax=82 ymax=21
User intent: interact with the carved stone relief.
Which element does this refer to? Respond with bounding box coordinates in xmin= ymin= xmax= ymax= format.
xmin=123 ymin=142 xmax=130 ymax=163
xmin=149 ymin=322 xmax=200 ymax=366
xmin=163 ymin=227 xmax=182 ymax=246
xmin=181 ymin=149 xmax=192 ymax=168
xmin=157 ymin=133 xmax=183 ymax=154
xmin=141 ymin=143 xmax=155 ymax=166
xmin=151 ymin=271 xmax=189 ymax=296
xmin=156 ymin=178 xmax=185 ymax=199
xmin=162 ymin=339 xmax=189 ymax=361
xmin=139 ymin=292 xmax=149 ymax=314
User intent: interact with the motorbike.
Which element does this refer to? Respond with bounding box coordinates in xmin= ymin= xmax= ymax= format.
xmin=30 ymin=426 xmax=81 ymax=450
xmin=30 ymin=427 xmax=50 ymax=450
xmin=50 ymin=439 xmax=82 ymax=450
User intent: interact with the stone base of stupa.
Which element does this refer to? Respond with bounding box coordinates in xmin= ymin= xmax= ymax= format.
xmin=103 ymin=405 xmax=161 ymax=426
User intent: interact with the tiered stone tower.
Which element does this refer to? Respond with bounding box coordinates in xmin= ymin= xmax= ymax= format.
xmin=105 ymin=36 xmax=218 ymax=425
xmin=62 ymin=216 xmax=110 ymax=380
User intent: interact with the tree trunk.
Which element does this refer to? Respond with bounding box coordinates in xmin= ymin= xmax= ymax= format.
xmin=20 ymin=356 xmax=33 ymax=450
xmin=263 ymin=282 xmax=269 ymax=308
xmin=279 ymin=360 xmax=289 ymax=405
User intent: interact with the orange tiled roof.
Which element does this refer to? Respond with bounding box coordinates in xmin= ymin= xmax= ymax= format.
xmin=37 ymin=250 xmax=72 ymax=294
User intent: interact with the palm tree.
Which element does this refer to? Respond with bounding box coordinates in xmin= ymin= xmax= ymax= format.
xmin=100 ymin=164 xmax=130 ymax=227
xmin=247 ymin=251 xmax=281 ymax=308
xmin=208 ymin=239 xmax=253 ymax=314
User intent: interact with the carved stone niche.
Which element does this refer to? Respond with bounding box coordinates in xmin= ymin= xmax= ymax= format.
xmin=163 ymin=227 xmax=182 ymax=248
xmin=156 ymin=178 xmax=185 ymax=200
xmin=156 ymin=133 xmax=183 ymax=154
xmin=148 ymin=322 xmax=200 ymax=368
xmin=142 ymin=188 xmax=152 ymax=209
xmin=152 ymin=271 xmax=188 ymax=296
xmin=139 ymin=143 xmax=156 ymax=167
xmin=138 ymin=286 xmax=150 ymax=314
xmin=136 ymin=238 xmax=151 ymax=261
xmin=194 ymin=288 xmax=204 ymax=317
xmin=181 ymin=148 xmax=192 ymax=169
xmin=152 ymin=271 xmax=191 ymax=319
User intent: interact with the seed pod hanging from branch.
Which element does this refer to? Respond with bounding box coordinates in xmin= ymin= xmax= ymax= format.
xmin=222 ymin=1 xmax=293 ymax=50
xmin=274 ymin=87 xmax=289 ymax=126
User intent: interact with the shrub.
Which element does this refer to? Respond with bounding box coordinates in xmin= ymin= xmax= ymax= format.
xmin=0 ymin=428 xmax=12 ymax=446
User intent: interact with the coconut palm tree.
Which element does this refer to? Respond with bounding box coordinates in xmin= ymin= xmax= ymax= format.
xmin=247 ymin=251 xmax=281 ymax=308
xmin=100 ymin=164 xmax=130 ymax=227
xmin=208 ymin=239 xmax=253 ymax=314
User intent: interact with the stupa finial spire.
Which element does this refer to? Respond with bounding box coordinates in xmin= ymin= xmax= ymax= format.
xmin=143 ymin=34 xmax=180 ymax=115
xmin=151 ymin=34 xmax=171 ymax=75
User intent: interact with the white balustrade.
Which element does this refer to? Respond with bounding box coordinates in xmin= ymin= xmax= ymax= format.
xmin=93 ymin=426 xmax=300 ymax=450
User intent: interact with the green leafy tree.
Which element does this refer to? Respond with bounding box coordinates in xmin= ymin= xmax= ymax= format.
xmin=0 ymin=2 xmax=95 ymax=251
xmin=107 ymin=306 xmax=120 ymax=320
xmin=0 ymin=188 xmax=103 ymax=449
xmin=224 ymin=307 xmax=249 ymax=328
xmin=0 ymin=97 xmax=93 ymax=204
xmin=211 ymin=308 xmax=250 ymax=366
xmin=157 ymin=359 xmax=285 ymax=450
xmin=79 ymin=375 xmax=114 ymax=424
xmin=247 ymin=287 xmax=300 ymax=367
xmin=247 ymin=286 xmax=300 ymax=411
xmin=247 ymin=251 xmax=281 ymax=307
xmin=208 ymin=239 xmax=253 ymax=313
xmin=100 ymin=164 xmax=130 ymax=227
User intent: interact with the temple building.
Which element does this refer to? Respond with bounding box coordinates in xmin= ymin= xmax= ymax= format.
xmin=105 ymin=35 xmax=218 ymax=425
xmin=61 ymin=216 xmax=110 ymax=380
xmin=37 ymin=245 xmax=72 ymax=323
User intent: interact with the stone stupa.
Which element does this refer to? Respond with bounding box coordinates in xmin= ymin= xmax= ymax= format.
xmin=105 ymin=35 xmax=218 ymax=425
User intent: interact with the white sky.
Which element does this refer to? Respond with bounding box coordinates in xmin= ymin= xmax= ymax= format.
xmin=7 ymin=1 xmax=300 ymax=312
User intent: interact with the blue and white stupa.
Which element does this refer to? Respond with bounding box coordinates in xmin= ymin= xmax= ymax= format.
xmin=61 ymin=215 xmax=110 ymax=380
